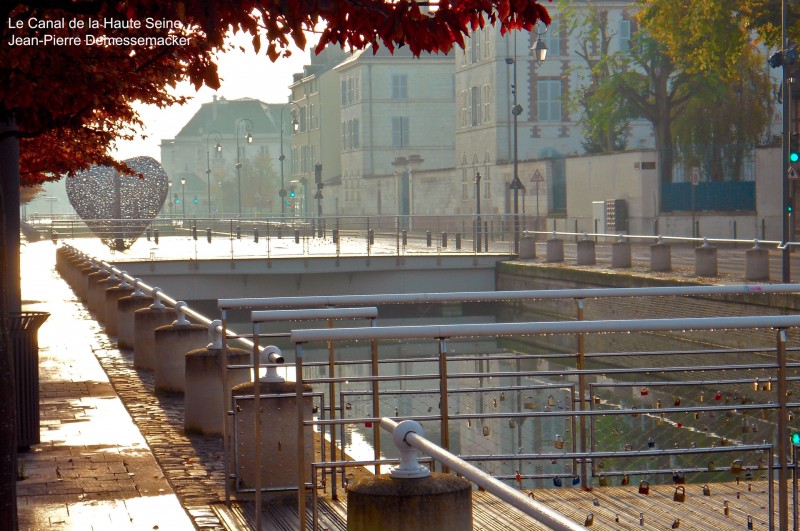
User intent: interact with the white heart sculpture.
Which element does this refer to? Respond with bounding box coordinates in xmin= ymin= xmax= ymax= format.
xmin=66 ymin=156 xmax=169 ymax=251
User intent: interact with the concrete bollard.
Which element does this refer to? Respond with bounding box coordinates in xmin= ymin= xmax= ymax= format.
xmin=133 ymin=304 xmax=177 ymax=370
xmin=348 ymin=474 xmax=472 ymax=530
xmin=232 ymin=380 xmax=314 ymax=498
xmin=104 ymin=281 xmax=134 ymax=337
xmin=347 ymin=421 xmax=472 ymax=531
xmin=576 ymin=237 xmax=596 ymax=265
xmin=546 ymin=238 xmax=564 ymax=263
xmin=519 ymin=237 xmax=536 ymax=259
xmin=117 ymin=292 xmax=154 ymax=350
xmin=86 ymin=269 xmax=111 ymax=315
xmin=745 ymin=240 xmax=770 ymax=281
xmin=184 ymin=344 xmax=250 ymax=435
xmin=650 ymin=240 xmax=672 ymax=272
xmin=695 ymin=240 xmax=718 ymax=277
xmin=611 ymin=239 xmax=632 ymax=268
xmin=153 ymin=313 xmax=208 ymax=394
xmin=77 ymin=262 xmax=97 ymax=302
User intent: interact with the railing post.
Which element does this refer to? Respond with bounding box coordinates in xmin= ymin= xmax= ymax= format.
xmin=296 ymin=343 xmax=307 ymax=531
xmin=438 ymin=337 xmax=450 ymax=472
xmin=371 ymin=336 xmax=381 ymax=475
xmin=576 ymin=299 xmax=588 ymax=488
xmin=777 ymin=328 xmax=789 ymax=530
xmin=327 ymin=318 xmax=339 ymax=498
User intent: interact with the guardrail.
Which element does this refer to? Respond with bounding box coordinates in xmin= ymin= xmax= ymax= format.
xmin=58 ymin=244 xmax=272 ymax=364
xmin=287 ymin=316 xmax=800 ymax=530
xmin=379 ymin=418 xmax=586 ymax=531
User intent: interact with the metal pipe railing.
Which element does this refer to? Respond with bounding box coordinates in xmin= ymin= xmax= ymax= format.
xmin=380 ymin=418 xmax=585 ymax=531
xmin=219 ymin=282 xmax=800 ymax=310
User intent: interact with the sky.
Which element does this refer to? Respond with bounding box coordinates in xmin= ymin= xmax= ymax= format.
xmin=110 ymin=33 xmax=316 ymax=162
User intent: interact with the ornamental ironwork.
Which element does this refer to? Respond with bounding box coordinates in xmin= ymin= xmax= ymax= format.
xmin=66 ymin=156 xmax=168 ymax=251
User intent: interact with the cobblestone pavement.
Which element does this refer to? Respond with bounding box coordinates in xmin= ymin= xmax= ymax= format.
xmin=17 ymin=241 xmax=225 ymax=530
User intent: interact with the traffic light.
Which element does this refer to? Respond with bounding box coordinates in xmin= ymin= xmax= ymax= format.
xmin=791 ymin=431 xmax=800 ymax=446
xmin=289 ymin=189 xmax=296 ymax=198
xmin=790 ymin=133 xmax=800 ymax=164
xmin=173 ymin=193 xmax=180 ymax=204
xmin=193 ymin=195 xmax=199 ymax=204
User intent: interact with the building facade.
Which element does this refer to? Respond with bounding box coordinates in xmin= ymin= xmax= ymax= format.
xmin=327 ymin=46 xmax=456 ymax=218
xmin=288 ymin=46 xmax=349 ymax=218
xmin=160 ymin=96 xmax=287 ymax=217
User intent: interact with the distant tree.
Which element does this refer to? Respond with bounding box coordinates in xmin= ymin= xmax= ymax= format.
xmin=672 ymin=48 xmax=774 ymax=181
xmin=560 ymin=2 xmax=631 ymax=154
xmin=241 ymin=152 xmax=280 ymax=215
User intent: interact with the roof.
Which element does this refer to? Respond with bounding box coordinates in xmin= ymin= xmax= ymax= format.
xmin=175 ymin=97 xmax=286 ymax=138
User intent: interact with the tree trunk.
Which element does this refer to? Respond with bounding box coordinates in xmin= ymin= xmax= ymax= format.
xmin=0 ymin=111 xmax=19 ymax=530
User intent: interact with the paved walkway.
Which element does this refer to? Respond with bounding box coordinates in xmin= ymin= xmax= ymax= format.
xmin=16 ymin=240 xmax=201 ymax=530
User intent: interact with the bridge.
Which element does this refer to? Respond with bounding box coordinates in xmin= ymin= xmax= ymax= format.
xmin=29 ymin=232 xmax=800 ymax=530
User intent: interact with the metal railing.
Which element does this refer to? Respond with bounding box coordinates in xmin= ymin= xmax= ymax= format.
xmin=288 ymin=315 xmax=800 ymax=530
xmin=379 ymin=418 xmax=586 ymax=531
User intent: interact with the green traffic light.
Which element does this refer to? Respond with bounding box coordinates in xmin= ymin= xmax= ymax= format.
xmin=792 ymin=432 xmax=800 ymax=445
xmin=791 ymin=152 xmax=799 ymax=163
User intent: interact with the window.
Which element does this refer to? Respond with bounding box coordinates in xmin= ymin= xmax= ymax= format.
xmin=308 ymin=104 xmax=315 ymax=130
xmin=298 ymin=106 xmax=307 ymax=132
xmin=483 ymin=84 xmax=492 ymax=123
xmin=619 ymin=20 xmax=631 ymax=51
xmin=484 ymin=27 xmax=491 ymax=59
xmin=342 ymin=76 xmax=359 ymax=105
xmin=342 ymin=119 xmax=360 ymax=150
xmin=460 ymin=156 xmax=468 ymax=200
xmin=459 ymin=90 xmax=468 ymax=128
xmin=392 ymin=117 xmax=409 ymax=147
xmin=483 ymin=152 xmax=492 ymax=199
xmin=537 ymin=80 xmax=562 ymax=122
xmin=542 ymin=20 xmax=560 ymax=56
xmin=471 ymin=29 xmax=481 ymax=63
xmin=471 ymin=86 xmax=481 ymax=126
xmin=391 ymin=74 xmax=408 ymax=99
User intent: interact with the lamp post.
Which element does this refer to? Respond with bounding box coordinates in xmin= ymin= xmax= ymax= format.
xmin=475 ymin=171 xmax=482 ymax=252
xmin=279 ymin=102 xmax=300 ymax=217
xmin=507 ymin=26 xmax=548 ymax=254
xmin=168 ymin=181 xmax=173 ymax=217
xmin=205 ymin=131 xmax=221 ymax=218
xmin=235 ymin=118 xmax=254 ymax=218
xmin=180 ymin=177 xmax=186 ymax=218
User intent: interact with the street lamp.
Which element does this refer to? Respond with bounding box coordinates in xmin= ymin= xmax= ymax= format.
xmin=180 ymin=177 xmax=186 ymax=218
xmin=235 ymin=118 xmax=254 ymax=218
xmin=205 ymin=131 xmax=221 ymax=218
xmin=507 ymin=25 xmax=547 ymax=255
xmin=279 ymin=102 xmax=300 ymax=217
xmin=168 ymin=181 xmax=173 ymax=217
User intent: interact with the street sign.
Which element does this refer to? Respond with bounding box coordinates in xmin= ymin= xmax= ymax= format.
xmin=691 ymin=167 xmax=700 ymax=186
xmin=790 ymin=166 xmax=799 ymax=180
xmin=531 ymin=169 xmax=545 ymax=182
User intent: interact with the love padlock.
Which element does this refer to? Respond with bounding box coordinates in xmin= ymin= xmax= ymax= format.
xmin=639 ymin=480 xmax=650 ymax=495
xmin=554 ymin=434 xmax=564 ymax=449
xmin=673 ymin=486 xmax=686 ymax=503
xmin=703 ymin=484 xmax=711 ymax=496
xmin=640 ymin=387 xmax=649 ymax=396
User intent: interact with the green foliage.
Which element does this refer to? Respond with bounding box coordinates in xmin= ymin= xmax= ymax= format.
xmin=559 ymin=1 xmax=632 ymax=154
xmin=564 ymin=0 xmax=775 ymax=184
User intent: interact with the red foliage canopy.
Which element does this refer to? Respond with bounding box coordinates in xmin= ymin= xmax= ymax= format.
xmin=1 ymin=1 xmax=551 ymax=185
